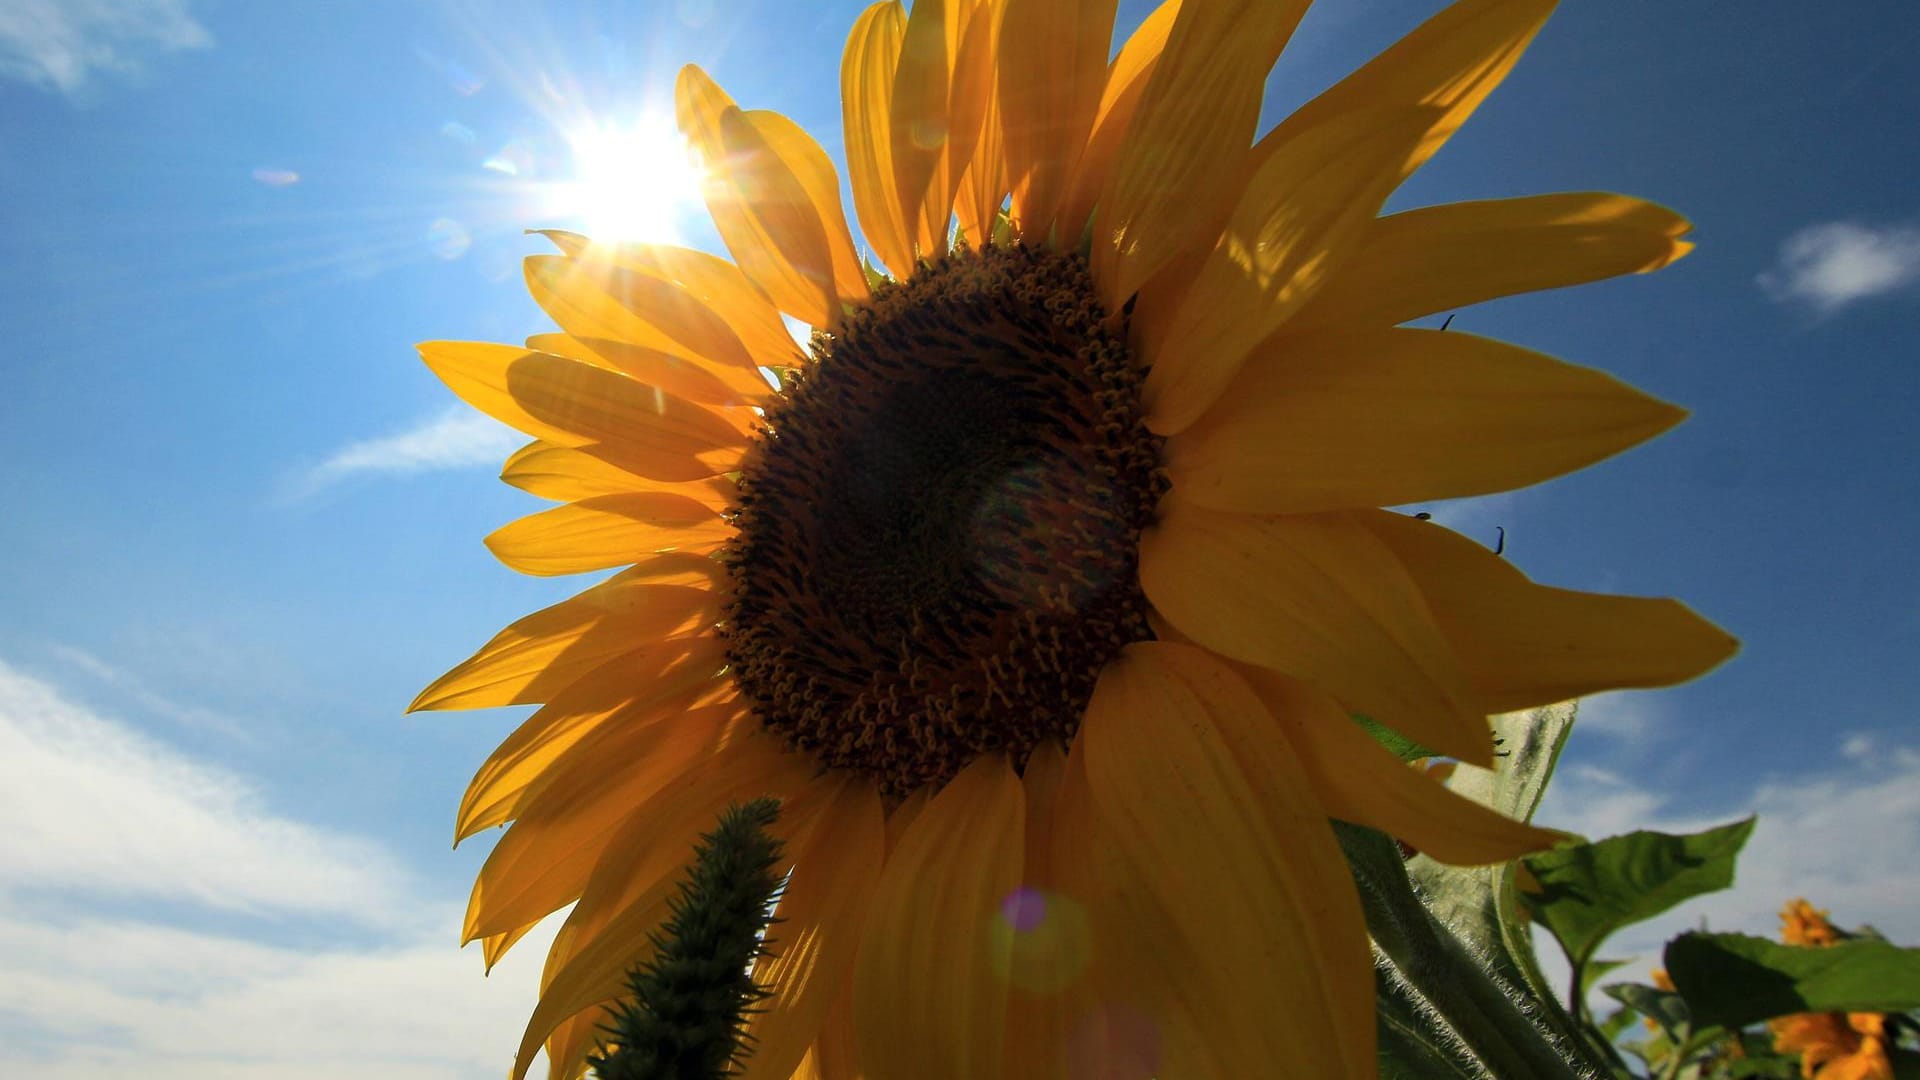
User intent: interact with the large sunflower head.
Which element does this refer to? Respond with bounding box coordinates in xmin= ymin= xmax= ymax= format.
xmin=412 ymin=1 xmax=1737 ymax=1077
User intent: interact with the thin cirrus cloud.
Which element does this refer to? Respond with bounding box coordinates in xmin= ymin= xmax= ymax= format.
xmin=295 ymin=407 xmax=523 ymax=496
xmin=0 ymin=659 xmax=405 ymax=920
xmin=0 ymin=658 xmax=562 ymax=1076
xmin=1759 ymin=220 xmax=1920 ymax=313
xmin=0 ymin=0 xmax=211 ymax=96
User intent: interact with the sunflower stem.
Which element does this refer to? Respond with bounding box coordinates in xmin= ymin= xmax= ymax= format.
xmin=1336 ymin=822 xmax=1610 ymax=1080
xmin=588 ymin=798 xmax=785 ymax=1080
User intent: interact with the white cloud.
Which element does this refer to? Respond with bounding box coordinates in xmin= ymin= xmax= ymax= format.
xmin=1759 ymin=221 xmax=1920 ymax=313
xmin=0 ymin=658 xmax=569 ymax=1076
xmin=0 ymin=659 xmax=405 ymax=920
xmin=1531 ymin=741 xmax=1920 ymax=1009
xmin=45 ymin=643 xmax=253 ymax=741
xmin=0 ymin=0 xmax=210 ymax=96
xmin=295 ymin=408 xmax=522 ymax=495
xmin=1566 ymin=691 xmax=1660 ymax=741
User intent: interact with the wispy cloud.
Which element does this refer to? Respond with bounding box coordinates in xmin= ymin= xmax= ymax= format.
xmin=0 ymin=658 xmax=563 ymax=1076
xmin=0 ymin=0 xmax=211 ymax=96
xmin=44 ymin=644 xmax=253 ymax=741
xmin=1533 ymin=737 xmax=1920 ymax=1008
xmin=0 ymin=660 xmax=404 ymax=919
xmin=1759 ymin=221 xmax=1920 ymax=313
xmin=292 ymin=408 xmax=521 ymax=497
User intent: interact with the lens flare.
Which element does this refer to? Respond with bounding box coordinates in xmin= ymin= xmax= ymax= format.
xmin=542 ymin=115 xmax=704 ymax=242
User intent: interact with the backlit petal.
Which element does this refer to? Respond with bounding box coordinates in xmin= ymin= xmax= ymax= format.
xmin=1239 ymin=666 xmax=1562 ymax=864
xmin=1165 ymin=326 xmax=1687 ymax=513
xmin=1077 ymin=642 xmax=1373 ymax=1078
xmin=996 ymin=0 xmax=1116 ymax=241
xmin=1141 ymin=107 xmax=1439 ymax=434
xmin=1285 ymin=192 xmax=1694 ymax=334
xmin=500 ymin=441 xmax=741 ymax=505
xmin=854 ymin=754 xmax=1023 ymax=1080
xmin=1362 ymin=510 xmax=1738 ymax=713
xmin=1056 ymin=0 xmax=1181 ymax=242
xmin=890 ymin=0 xmax=962 ymax=254
xmin=1139 ymin=498 xmax=1490 ymax=765
xmin=1091 ymin=0 xmax=1309 ymax=308
xmin=483 ymin=493 xmax=732 ymax=576
xmin=842 ymin=1 xmax=915 ymax=276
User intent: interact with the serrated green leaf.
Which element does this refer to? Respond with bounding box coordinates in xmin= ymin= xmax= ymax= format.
xmin=1664 ymin=932 xmax=1920 ymax=1028
xmin=1523 ymin=817 xmax=1755 ymax=969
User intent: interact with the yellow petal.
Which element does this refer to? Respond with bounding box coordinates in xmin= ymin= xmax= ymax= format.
xmin=841 ymin=0 xmax=915 ymax=276
xmin=500 ymin=441 xmax=741 ymax=505
xmin=410 ymin=579 xmax=720 ymax=712
xmin=890 ymin=0 xmax=962 ymax=254
xmin=525 ymin=331 xmax=771 ymax=412
xmin=998 ymin=740 xmax=1084 ymax=1077
xmin=1361 ymin=510 xmax=1738 ymax=713
xmin=740 ymin=779 xmax=886 ymax=1080
xmin=1285 ymin=192 xmax=1693 ymax=334
xmin=747 ymin=108 xmax=872 ymax=312
xmin=466 ymin=705 xmax=756 ymax=947
xmin=1239 ymin=666 xmax=1562 ymax=864
xmin=523 ymin=254 xmax=759 ymax=375
xmin=484 ymin=493 xmax=732 ymax=576
xmin=853 ymin=754 xmax=1023 ymax=1080
xmin=1141 ymin=107 xmax=1440 ymax=434
xmin=1165 ymin=326 xmax=1688 ymax=513
xmin=677 ymin=66 xmax=850 ymax=326
xmin=1076 ymin=642 xmax=1374 ymax=1078
xmin=418 ymin=342 xmax=745 ymax=482
xmin=996 ymin=0 xmax=1117 ymax=241
xmin=1139 ymin=498 xmax=1490 ymax=765
xmin=533 ymin=231 xmax=802 ymax=370
xmin=510 ymin=740 xmax=820 ymax=1080
xmin=948 ymin=0 xmax=1004 ymax=246
xmin=455 ymin=640 xmax=734 ymax=841
xmin=1056 ymin=0 xmax=1182 ymax=242
xmin=1090 ymin=0 xmax=1309 ymax=309
xmin=1256 ymin=0 xmax=1556 ymax=192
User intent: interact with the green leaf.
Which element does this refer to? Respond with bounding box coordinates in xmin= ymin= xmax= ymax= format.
xmin=1603 ymin=982 xmax=1692 ymax=1037
xmin=1354 ymin=713 xmax=1443 ymax=763
xmin=1522 ymin=817 xmax=1756 ymax=969
xmin=1583 ymin=958 xmax=1630 ymax=999
xmin=1664 ymin=932 xmax=1920 ymax=1028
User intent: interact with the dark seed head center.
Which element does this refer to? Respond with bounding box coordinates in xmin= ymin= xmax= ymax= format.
xmin=720 ymin=245 xmax=1164 ymax=797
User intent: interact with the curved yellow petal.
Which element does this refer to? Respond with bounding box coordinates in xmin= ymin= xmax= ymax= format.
xmin=1239 ymin=665 xmax=1562 ymax=864
xmin=525 ymin=331 xmax=772 ymax=413
xmin=949 ymin=0 xmax=1004 ymax=247
xmin=998 ymin=739 xmax=1084 ymax=1078
xmin=1077 ymin=642 xmax=1374 ymax=1079
xmin=410 ymin=578 xmax=720 ymax=712
xmin=677 ymin=66 xmax=853 ymax=326
xmin=483 ymin=493 xmax=733 ymax=576
xmin=890 ymin=0 xmax=962 ymax=254
xmin=523 ymin=254 xmax=760 ymax=375
xmin=853 ymin=754 xmax=1023 ymax=1080
xmin=533 ymin=231 xmax=802 ymax=370
xmin=1285 ymin=192 xmax=1694 ymax=335
xmin=500 ymin=441 xmax=741 ymax=505
xmin=1139 ymin=497 xmax=1490 ymax=765
xmin=1255 ymin=0 xmax=1557 ymax=192
xmin=418 ymin=342 xmax=746 ymax=482
xmin=1090 ymin=0 xmax=1309 ymax=309
xmin=1056 ymin=0 xmax=1181 ymax=243
xmin=841 ymin=0 xmax=915 ymax=276
xmin=749 ymin=109 xmax=872 ymax=312
xmin=1141 ymin=107 xmax=1440 ymax=435
xmin=739 ymin=778 xmax=885 ymax=1080
xmin=456 ymin=640 xmax=733 ymax=841
xmin=467 ymin=707 xmax=763 ymax=947
xmin=1165 ymin=326 xmax=1688 ymax=513
xmin=1361 ymin=510 xmax=1739 ymax=713
xmin=996 ymin=0 xmax=1116 ymax=241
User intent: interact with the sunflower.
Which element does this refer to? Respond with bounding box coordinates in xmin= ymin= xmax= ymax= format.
xmin=413 ymin=1 xmax=1735 ymax=1077
xmin=1770 ymin=900 xmax=1893 ymax=1080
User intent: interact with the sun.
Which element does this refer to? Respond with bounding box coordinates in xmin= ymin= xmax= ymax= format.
xmin=543 ymin=114 xmax=705 ymax=243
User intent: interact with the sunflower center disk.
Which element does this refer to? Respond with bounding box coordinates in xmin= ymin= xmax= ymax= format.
xmin=721 ymin=246 xmax=1166 ymax=796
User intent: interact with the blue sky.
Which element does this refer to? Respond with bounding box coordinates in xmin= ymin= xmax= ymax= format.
xmin=1 ymin=0 xmax=1917 ymax=1074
